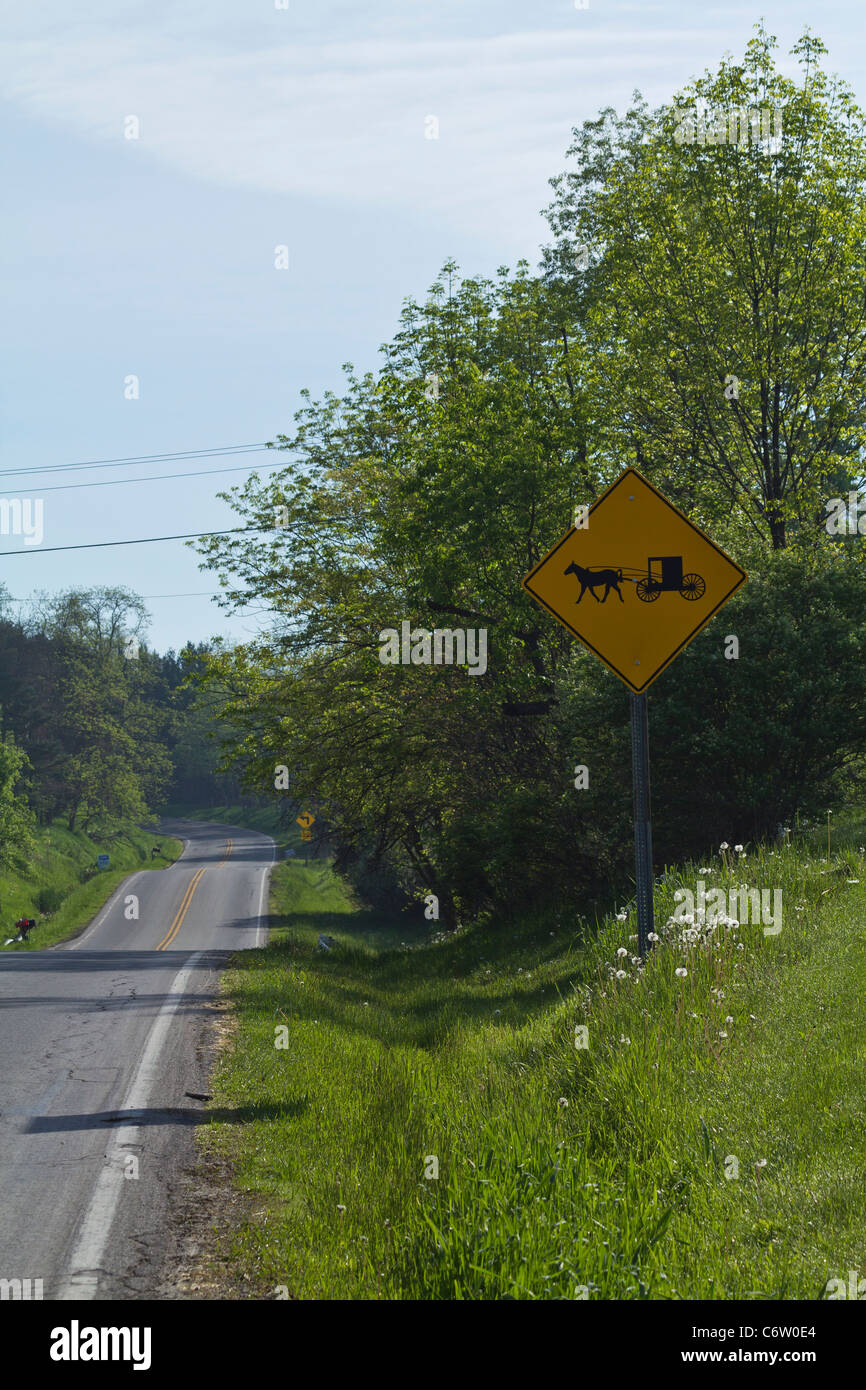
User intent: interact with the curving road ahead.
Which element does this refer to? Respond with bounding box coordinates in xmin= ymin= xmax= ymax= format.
xmin=0 ymin=820 xmax=274 ymax=1301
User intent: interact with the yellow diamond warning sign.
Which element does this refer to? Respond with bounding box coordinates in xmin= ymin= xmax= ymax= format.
xmin=522 ymin=469 xmax=747 ymax=693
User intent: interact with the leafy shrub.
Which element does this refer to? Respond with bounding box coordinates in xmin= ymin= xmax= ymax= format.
xmin=37 ymin=885 xmax=66 ymax=914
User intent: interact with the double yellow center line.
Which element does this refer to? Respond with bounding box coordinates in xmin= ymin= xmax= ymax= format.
xmin=155 ymin=839 xmax=232 ymax=950
xmin=155 ymin=867 xmax=205 ymax=950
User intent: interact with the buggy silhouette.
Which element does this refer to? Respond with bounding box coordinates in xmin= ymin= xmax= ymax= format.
xmin=634 ymin=556 xmax=705 ymax=603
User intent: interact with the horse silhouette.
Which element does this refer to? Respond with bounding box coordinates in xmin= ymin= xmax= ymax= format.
xmin=564 ymin=561 xmax=624 ymax=604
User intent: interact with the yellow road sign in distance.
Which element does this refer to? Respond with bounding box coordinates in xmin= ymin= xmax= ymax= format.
xmin=296 ymin=812 xmax=315 ymax=828
xmin=522 ymin=468 xmax=747 ymax=693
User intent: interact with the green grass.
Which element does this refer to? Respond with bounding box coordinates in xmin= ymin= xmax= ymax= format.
xmin=792 ymin=805 xmax=866 ymax=861
xmin=201 ymin=835 xmax=866 ymax=1300
xmin=0 ymin=820 xmax=184 ymax=951
xmin=162 ymin=802 xmax=286 ymax=836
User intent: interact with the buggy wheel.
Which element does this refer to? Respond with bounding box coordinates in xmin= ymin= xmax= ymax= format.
xmin=681 ymin=573 xmax=705 ymax=601
xmin=636 ymin=578 xmax=660 ymax=603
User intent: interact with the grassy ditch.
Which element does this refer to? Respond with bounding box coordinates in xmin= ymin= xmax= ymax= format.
xmin=201 ymin=836 xmax=866 ymax=1300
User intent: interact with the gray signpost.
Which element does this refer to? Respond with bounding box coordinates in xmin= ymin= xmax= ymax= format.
xmin=629 ymin=692 xmax=654 ymax=957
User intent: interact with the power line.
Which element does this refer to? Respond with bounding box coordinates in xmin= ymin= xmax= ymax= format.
xmin=0 ymin=526 xmax=265 ymax=558
xmin=0 ymin=460 xmax=284 ymax=496
xmin=0 ymin=443 xmax=278 ymax=481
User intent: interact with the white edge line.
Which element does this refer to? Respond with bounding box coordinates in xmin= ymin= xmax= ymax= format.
xmin=56 ymin=950 xmax=207 ymax=1300
xmin=56 ymin=825 xmax=273 ymax=1297
xmin=61 ymin=872 xmax=147 ymax=952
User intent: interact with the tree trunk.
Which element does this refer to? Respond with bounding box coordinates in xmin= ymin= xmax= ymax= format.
xmin=403 ymin=825 xmax=459 ymax=930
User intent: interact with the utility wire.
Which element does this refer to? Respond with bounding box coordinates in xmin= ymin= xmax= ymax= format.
xmin=0 ymin=443 xmax=277 ymax=481
xmin=0 ymin=460 xmax=284 ymax=496
xmin=0 ymin=526 xmax=265 ymax=558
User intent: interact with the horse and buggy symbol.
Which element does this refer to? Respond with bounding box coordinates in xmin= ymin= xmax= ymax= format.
xmin=563 ymin=555 xmax=707 ymax=606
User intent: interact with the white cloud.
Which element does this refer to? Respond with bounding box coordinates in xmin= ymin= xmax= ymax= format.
xmin=0 ymin=25 xmax=726 ymax=230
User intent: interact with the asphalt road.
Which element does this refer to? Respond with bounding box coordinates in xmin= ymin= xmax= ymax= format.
xmin=0 ymin=820 xmax=275 ymax=1301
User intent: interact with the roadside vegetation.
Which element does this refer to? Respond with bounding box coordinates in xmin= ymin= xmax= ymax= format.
xmin=0 ymin=820 xmax=182 ymax=951
xmin=201 ymin=820 xmax=866 ymax=1299
xmin=163 ymin=803 xmax=285 ymax=838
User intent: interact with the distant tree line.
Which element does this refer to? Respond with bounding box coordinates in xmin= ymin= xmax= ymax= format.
xmin=0 ymin=583 xmax=251 ymax=867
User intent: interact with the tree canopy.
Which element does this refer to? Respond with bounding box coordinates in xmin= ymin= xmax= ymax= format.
xmin=105 ymin=25 xmax=866 ymax=922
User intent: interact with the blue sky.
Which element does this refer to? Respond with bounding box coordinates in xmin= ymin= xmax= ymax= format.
xmin=1 ymin=0 xmax=862 ymax=652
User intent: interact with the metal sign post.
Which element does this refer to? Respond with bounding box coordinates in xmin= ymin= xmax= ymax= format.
xmin=629 ymin=692 xmax=654 ymax=956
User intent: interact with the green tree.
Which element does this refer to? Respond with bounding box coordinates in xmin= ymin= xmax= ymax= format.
xmin=0 ymin=734 xmax=36 ymax=870
xmin=192 ymin=265 xmax=616 ymax=923
xmin=30 ymin=588 xmax=170 ymax=831
xmin=544 ymin=25 xmax=866 ymax=550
